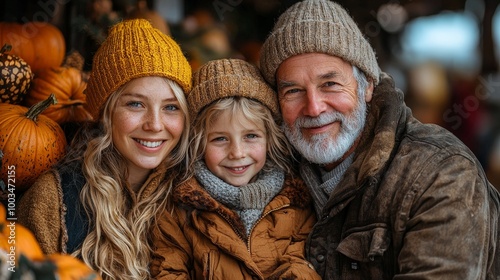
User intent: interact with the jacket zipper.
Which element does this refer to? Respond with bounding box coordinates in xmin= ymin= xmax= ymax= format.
xmin=247 ymin=204 xmax=290 ymax=253
xmin=215 ymin=209 xmax=265 ymax=279
xmin=216 ymin=209 xmax=246 ymax=241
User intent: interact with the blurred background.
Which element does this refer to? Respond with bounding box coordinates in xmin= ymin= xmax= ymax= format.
xmin=1 ymin=0 xmax=499 ymax=188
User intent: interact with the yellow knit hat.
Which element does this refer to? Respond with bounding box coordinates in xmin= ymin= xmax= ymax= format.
xmin=188 ymin=58 xmax=279 ymax=123
xmin=85 ymin=19 xmax=192 ymax=120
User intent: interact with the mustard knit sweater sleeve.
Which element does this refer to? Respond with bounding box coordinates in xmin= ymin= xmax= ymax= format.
xmin=18 ymin=170 xmax=64 ymax=254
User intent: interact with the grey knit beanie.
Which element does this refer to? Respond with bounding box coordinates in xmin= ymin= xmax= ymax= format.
xmin=188 ymin=58 xmax=279 ymax=122
xmin=260 ymin=0 xmax=380 ymax=86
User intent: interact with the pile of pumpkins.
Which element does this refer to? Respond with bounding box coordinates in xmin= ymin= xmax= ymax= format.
xmin=0 ymin=21 xmax=92 ymax=192
xmin=0 ymin=21 xmax=100 ymax=278
xmin=0 ymin=203 xmax=101 ymax=279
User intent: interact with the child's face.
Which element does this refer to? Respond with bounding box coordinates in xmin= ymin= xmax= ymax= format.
xmin=204 ymin=110 xmax=267 ymax=187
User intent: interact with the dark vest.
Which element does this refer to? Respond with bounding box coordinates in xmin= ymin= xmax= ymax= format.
xmin=59 ymin=162 xmax=89 ymax=253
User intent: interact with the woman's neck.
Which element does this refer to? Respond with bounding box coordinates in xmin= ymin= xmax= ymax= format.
xmin=127 ymin=168 xmax=151 ymax=192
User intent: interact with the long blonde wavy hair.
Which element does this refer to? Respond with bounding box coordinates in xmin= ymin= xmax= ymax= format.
xmin=73 ymin=78 xmax=190 ymax=280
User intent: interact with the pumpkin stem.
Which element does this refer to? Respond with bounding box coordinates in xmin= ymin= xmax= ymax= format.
xmin=61 ymin=99 xmax=85 ymax=107
xmin=1 ymin=44 xmax=12 ymax=54
xmin=25 ymin=93 xmax=58 ymax=121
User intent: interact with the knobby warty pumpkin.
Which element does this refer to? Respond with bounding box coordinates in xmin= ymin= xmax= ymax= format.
xmin=0 ymin=94 xmax=67 ymax=191
xmin=0 ymin=44 xmax=33 ymax=104
xmin=25 ymin=66 xmax=92 ymax=124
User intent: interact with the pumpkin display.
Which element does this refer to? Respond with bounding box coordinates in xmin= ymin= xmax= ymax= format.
xmin=0 ymin=204 xmax=44 ymax=261
xmin=46 ymin=253 xmax=102 ymax=279
xmin=0 ymin=94 xmax=67 ymax=191
xmin=0 ymin=204 xmax=102 ymax=279
xmin=0 ymin=22 xmax=35 ymax=68
xmin=25 ymin=66 xmax=92 ymax=124
xmin=0 ymin=44 xmax=33 ymax=104
xmin=0 ymin=21 xmax=66 ymax=73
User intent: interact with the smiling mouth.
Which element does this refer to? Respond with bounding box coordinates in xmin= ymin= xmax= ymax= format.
xmin=305 ymin=124 xmax=327 ymax=129
xmin=301 ymin=123 xmax=331 ymax=133
xmin=302 ymin=120 xmax=340 ymax=132
xmin=135 ymin=139 xmax=163 ymax=148
xmin=227 ymin=165 xmax=249 ymax=171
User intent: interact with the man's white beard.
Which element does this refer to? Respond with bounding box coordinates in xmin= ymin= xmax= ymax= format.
xmin=283 ymin=96 xmax=367 ymax=165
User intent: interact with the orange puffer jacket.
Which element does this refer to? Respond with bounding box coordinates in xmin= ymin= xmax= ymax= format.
xmin=151 ymin=175 xmax=320 ymax=280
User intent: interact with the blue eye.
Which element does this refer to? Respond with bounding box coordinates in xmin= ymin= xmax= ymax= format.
xmin=126 ymin=101 xmax=142 ymax=108
xmin=164 ymin=104 xmax=179 ymax=111
xmin=211 ymin=136 xmax=227 ymax=142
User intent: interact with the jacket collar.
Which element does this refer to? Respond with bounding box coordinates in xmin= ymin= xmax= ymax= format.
xmin=126 ymin=159 xmax=170 ymax=204
xmin=324 ymin=73 xmax=411 ymax=209
xmin=173 ymin=175 xmax=312 ymax=235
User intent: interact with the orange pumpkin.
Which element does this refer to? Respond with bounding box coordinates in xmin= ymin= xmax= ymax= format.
xmin=25 ymin=66 xmax=92 ymax=124
xmin=0 ymin=22 xmax=65 ymax=73
xmin=47 ymin=253 xmax=103 ymax=279
xmin=0 ymin=204 xmax=44 ymax=261
xmin=0 ymin=23 xmax=35 ymax=66
xmin=0 ymin=204 xmax=102 ymax=279
xmin=0 ymin=94 xmax=67 ymax=191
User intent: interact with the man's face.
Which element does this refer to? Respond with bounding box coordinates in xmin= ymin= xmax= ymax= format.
xmin=276 ymin=53 xmax=372 ymax=170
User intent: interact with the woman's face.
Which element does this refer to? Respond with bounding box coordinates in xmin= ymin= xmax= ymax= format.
xmin=111 ymin=76 xmax=185 ymax=181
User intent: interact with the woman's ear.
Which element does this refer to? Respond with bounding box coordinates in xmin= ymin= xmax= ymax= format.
xmin=365 ymin=81 xmax=374 ymax=102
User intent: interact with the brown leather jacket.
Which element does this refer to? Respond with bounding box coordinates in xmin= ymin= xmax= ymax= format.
xmin=304 ymin=73 xmax=500 ymax=279
xmin=151 ymin=176 xmax=320 ymax=280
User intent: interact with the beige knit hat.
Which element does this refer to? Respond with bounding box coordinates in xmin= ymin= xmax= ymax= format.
xmin=260 ymin=0 xmax=380 ymax=86
xmin=188 ymin=58 xmax=279 ymax=122
xmin=85 ymin=19 xmax=192 ymax=120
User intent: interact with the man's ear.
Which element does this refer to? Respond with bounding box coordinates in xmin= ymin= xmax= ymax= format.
xmin=365 ymin=81 xmax=374 ymax=102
